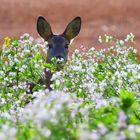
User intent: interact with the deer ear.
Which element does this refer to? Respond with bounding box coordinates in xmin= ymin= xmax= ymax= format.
xmin=37 ymin=16 xmax=53 ymax=40
xmin=63 ymin=17 xmax=81 ymax=41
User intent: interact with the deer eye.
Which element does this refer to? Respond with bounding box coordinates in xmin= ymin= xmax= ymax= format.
xmin=65 ymin=44 xmax=69 ymax=49
xmin=48 ymin=44 xmax=53 ymax=49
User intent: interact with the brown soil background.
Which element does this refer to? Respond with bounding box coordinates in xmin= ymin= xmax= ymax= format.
xmin=0 ymin=0 xmax=140 ymax=52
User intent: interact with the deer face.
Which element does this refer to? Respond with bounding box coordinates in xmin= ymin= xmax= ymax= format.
xmin=37 ymin=16 xmax=81 ymax=67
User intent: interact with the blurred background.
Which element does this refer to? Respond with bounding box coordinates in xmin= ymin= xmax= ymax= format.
xmin=0 ymin=0 xmax=140 ymax=51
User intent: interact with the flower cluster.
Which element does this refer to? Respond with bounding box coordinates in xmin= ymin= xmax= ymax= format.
xmin=0 ymin=34 xmax=47 ymax=112
xmin=52 ymin=34 xmax=140 ymax=99
xmin=0 ymin=33 xmax=140 ymax=140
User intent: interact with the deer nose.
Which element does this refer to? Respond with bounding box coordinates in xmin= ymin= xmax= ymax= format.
xmin=55 ymin=56 xmax=64 ymax=64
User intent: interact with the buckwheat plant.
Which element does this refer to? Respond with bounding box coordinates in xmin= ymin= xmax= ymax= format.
xmin=0 ymin=33 xmax=140 ymax=140
xmin=18 ymin=90 xmax=90 ymax=140
xmin=0 ymin=34 xmax=46 ymax=112
xmin=52 ymin=33 xmax=140 ymax=98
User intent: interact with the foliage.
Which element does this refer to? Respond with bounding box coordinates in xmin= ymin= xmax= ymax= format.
xmin=0 ymin=33 xmax=140 ymax=140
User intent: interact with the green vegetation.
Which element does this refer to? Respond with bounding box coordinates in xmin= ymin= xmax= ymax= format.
xmin=0 ymin=33 xmax=140 ymax=140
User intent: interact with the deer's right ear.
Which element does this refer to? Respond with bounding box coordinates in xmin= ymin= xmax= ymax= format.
xmin=37 ymin=16 xmax=53 ymax=40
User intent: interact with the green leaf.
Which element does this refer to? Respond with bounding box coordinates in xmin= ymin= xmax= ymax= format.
xmin=120 ymin=88 xmax=135 ymax=111
xmin=44 ymin=63 xmax=52 ymax=68
xmin=35 ymin=54 xmax=41 ymax=60
xmin=97 ymin=73 xmax=105 ymax=81
xmin=12 ymin=39 xmax=19 ymax=47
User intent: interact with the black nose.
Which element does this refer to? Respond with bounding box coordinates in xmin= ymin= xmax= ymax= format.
xmin=55 ymin=56 xmax=64 ymax=65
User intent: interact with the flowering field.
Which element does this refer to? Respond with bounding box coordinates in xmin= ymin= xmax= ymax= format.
xmin=0 ymin=33 xmax=140 ymax=140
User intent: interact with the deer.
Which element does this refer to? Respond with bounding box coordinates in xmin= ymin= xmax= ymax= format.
xmin=27 ymin=16 xmax=82 ymax=93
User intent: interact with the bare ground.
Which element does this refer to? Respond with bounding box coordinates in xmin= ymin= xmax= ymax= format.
xmin=0 ymin=0 xmax=140 ymax=53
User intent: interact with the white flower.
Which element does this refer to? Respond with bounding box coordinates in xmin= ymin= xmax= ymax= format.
xmin=125 ymin=33 xmax=135 ymax=42
xmin=97 ymin=124 xmax=107 ymax=135
xmin=119 ymin=40 xmax=124 ymax=46
xmin=55 ymin=79 xmax=60 ymax=86
xmin=116 ymin=131 xmax=126 ymax=140
xmin=98 ymin=36 xmax=102 ymax=43
xmin=35 ymin=64 xmax=40 ymax=68
xmin=79 ymin=130 xmax=100 ymax=140
xmin=4 ymin=77 xmax=8 ymax=81
xmin=0 ymin=71 xmax=4 ymax=75
xmin=118 ymin=110 xmax=127 ymax=128
xmin=74 ymin=49 xmax=80 ymax=54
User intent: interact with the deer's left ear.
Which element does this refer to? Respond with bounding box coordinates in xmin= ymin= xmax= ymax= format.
xmin=63 ymin=17 xmax=81 ymax=41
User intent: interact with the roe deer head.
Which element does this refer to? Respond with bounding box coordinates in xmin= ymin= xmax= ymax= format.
xmin=37 ymin=16 xmax=81 ymax=66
